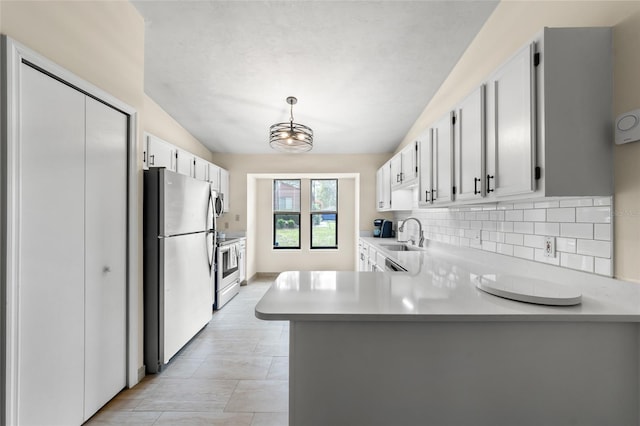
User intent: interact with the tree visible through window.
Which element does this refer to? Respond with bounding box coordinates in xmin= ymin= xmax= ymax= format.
xmin=273 ymin=179 xmax=300 ymax=248
xmin=311 ymin=179 xmax=338 ymax=249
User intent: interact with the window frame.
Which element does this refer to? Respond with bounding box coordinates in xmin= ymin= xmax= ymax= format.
xmin=273 ymin=179 xmax=301 ymax=249
xmin=310 ymin=179 xmax=338 ymax=250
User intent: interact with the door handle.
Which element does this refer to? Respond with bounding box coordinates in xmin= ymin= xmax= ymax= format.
xmin=474 ymin=177 xmax=480 ymax=195
xmin=486 ymin=174 xmax=495 ymax=193
xmin=425 ymin=190 xmax=431 ymax=203
xmin=149 ymin=154 xmax=155 ymax=166
xmin=431 ymin=189 xmax=436 ymax=201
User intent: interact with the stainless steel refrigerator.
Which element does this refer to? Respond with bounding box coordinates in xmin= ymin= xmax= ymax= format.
xmin=143 ymin=168 xmax=216 ymax=373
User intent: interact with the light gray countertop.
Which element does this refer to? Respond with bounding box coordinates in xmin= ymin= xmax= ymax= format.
xmin=255 ymin=239 xmax=640 ymax=322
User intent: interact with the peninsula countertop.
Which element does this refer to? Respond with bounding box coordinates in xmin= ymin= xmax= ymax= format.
xmin=255 ymin=240 xmax=640 ymax=322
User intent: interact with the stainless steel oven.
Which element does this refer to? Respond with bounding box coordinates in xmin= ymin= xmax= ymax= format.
xmin=215 ymin=240 xmax=240 ymax=309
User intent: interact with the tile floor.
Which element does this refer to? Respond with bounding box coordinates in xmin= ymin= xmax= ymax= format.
xmin=87 ymin=278 xmax=288 ymax=426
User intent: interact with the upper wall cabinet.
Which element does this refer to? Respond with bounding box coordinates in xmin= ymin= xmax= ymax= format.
xmin=220 ymin=168 xmax=230 ymax=213
xmin=194 ymin=156 xmax=209 ymax=181
xmin=454 ymin=85 xmax=485 ymax=202
xmin=145 ymin=134 xmax=177 ymax=171
xmin=485 ymin=27 xmax=613 ymax=201
xmin=376 ymin=161 xmax=392 ymax=211
xmin=418 ymin=129 xmax=432 ymax=206
xmin=485 ymin=43 xmax=536 ymax=199
xmin=431 ymin=112 xmax=454 ymax=205
xmin=390 ymin=141 xmax=419 ymax=190
xmin=209 ymin=163 xmax=221 ymax=192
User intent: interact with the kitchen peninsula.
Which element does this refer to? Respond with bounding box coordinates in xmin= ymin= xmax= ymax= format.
xmin=256 ymin=240 xmax=640 ymax=426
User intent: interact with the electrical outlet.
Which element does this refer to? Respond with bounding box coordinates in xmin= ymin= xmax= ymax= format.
xmin=544 ymin=236 xmax=556 ymax=258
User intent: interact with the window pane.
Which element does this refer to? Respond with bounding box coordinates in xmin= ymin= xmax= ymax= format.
xmin=311 ymin=213 xmax=337 ymax=248
xmin=274 ymin=179 xmax=301 ymax=212
xmin=311 ymin=180 xmax=337 ymax=212
xmin=274 ymin=214 xmax=300 ymax=248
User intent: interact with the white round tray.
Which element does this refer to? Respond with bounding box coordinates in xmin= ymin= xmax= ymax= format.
xmin=475 ymin=274 xmax=582 ymax=306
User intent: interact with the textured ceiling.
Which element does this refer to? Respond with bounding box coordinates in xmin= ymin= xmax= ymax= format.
xmin=133 ymin=0 xmax=498 ymax=154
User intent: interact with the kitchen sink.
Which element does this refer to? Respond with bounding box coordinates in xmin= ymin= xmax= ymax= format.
xmin=380 ymin=244 xmax=412 ymax=252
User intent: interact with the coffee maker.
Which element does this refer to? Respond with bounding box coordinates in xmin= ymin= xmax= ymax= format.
xmin=373 ymin=219 xmax=393 ymax=238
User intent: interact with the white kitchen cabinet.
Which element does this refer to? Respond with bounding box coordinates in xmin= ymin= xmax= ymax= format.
xmin=176 ymin=148 xmax=194 ymax=177
xmin=194 ymin=156 xmax=209 ymax=181
xmin=220 ymin=168 xmax=230 ymax=213
xmin=454 ymin=85 xmax=486 ymax=202
xmin=146 ymin=133 xmax=176 ymax=171
xmin=390 ymin=154 xmax=402 ymax=189
xmin=400 ymin=141 xmax=419 ymax=187
xmin=485 ymin=43 xmax=535 ymax=198
xmin=209 ymin=163 xmax=221 ymax=191
xmin=484 ymin=27 xmax=613 ymax=200
xmin=358 ymin=241 xmax=368 ymax=271
xmin=390 ymin=142 xmax=418 ymax=190
xmin=376 ymin=161 xmax=392 ymax=211
xmin=17 ymin=62 xmax=127 ymax=424
xmin=239 ymin=240 xmax=247 ymax=284
xmin=431 ymin=112 xmax=454 ymax=205
xmin=418 ymin=129 xmax=433 ymax=206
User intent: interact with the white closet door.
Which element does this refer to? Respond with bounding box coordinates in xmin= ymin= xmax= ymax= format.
xmin=18 ymin=64 xmax=86 ymax=425
xmin=84 ymin=97 xmax=128 ymax=419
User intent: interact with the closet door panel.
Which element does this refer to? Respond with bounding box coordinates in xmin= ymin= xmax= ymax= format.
xmin=18 ymin=64 xmax=85 ymax=425
xmin=84 ymin=97 xmax=128 ymax=419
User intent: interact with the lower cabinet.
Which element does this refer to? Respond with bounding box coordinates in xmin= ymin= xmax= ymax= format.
xmin=16 ymin=58 xmax=127 ymax=424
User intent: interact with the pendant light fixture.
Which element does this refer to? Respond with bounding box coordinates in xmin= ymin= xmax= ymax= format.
xmin=269 ymin=96 xmax=313 ymax=153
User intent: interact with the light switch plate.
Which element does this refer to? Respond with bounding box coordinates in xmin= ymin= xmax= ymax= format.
xmin=544 ymin=236 xmax=556 ymax=258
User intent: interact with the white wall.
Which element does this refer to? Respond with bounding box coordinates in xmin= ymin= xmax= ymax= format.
xmin=253 ymin=176 xmax=357 ymax=276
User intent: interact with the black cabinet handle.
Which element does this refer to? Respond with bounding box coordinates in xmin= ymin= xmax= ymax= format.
xmin=431 ymin=189 xmax=436 ymax=201
xmin=425 ymin=190 xmax=431 ymax=203
xmin=486 ymin=174 xmax=495 ymax=193
xmin=474 ymin=177 xmax=480 ymax=195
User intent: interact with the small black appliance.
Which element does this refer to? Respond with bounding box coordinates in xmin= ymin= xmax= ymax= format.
xmin=374 ymin=219 xmax=394 ymax=238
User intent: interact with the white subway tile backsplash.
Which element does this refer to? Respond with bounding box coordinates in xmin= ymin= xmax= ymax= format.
xmin=399 ymin=197 xmax=613 ymax=277
xmin=577 ymin=239 xmax=611 ymax=259
xmin=559 ymin=198 xmax=594 ymax=208
xmin=594 ymin=257 xmax=613 ymax=276
xmin=561 ymin=253 xmax=594 ymax=273
xmin=482 ymin=241 xmax=497 ymax=252
xmin=513 ymin=202 xmax=534 ymax=209
xmin=497 ymin=222 xmax=514 ymax=233
xmin=534 ymin=200 xmax=560 ymax=209
xmin=496 ymin=243 xmax=514 ymax=256
xmin=594 ymin=224 xmax=612 ymax=241
xmin=593 ymin=197 xmax=612 ymax=206
xmin=505 ymin=210 xmax=523 ymax=222
xmin=546 ymin=208 xmax=575 ymax=223
xmin=576 ymin=206 xmax=611 ymax=223
xmin=513 ymin=245 xmax=534 ymax=260
xmin=556 ymin=237 xmax=577 ymax=254
xmin=535 ymin=249 xmax=561 ymax=266
xmin=560 ymin=223 xmax=593 ymax=239
xmin=513 ymin=222 xmax=534 ymax=234
xmin=505 ymin=233 xmax=524 ymax=246
xmin=524 ymin=209 xmax=546 ymax=222
xmin=523 ymin=234 xmax=545 ymax=248
xmin=534 ymin=222 xmax=560 ymax=236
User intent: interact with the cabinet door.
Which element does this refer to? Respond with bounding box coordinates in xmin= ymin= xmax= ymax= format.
xmin=147 ymin=134 xmax=176 ymax=171
xmin=432 ymin=112 xmax=454 ymax=205
xmin=84 ymin=97 xmax=127 ymax=420
xmin=390 ymin=154 xmax=402 ymax=189
xmin=209 ymin=163 xmax=221 ymax=191
xmin=455 ymin=86 xmax=485 ymax=201
xmin=194 ymin=157 xmax=209 ymax=181
xmin=18 ymin=63 xmax=86 ymax=426
xmin=400 ymin=142 xmax=419 ymax=186
xmin=220 ymin=168 xmax=230 ymax=213
xmin=486 ymin=43 xmax=536 ymax=197
xmin=376 ymin=163 xmax=391 ymax=211
xmin=176 ymin=148 xmax=194 ymax=177
xmin=418 ymin=130 xmax=433 ymax=206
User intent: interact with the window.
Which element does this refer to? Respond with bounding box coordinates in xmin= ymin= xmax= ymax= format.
xmin=310 ymin=179 xmax=338 ymax=249
xmin=273 ymin=179 xmax=300 ymax=249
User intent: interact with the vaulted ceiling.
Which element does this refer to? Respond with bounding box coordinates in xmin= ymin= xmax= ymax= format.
xmin=132 ymin=1 xmax=498 ymax=154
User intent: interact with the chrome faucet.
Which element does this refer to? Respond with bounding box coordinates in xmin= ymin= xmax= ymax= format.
xmin=399 ymin=217 xmax=424 ymax=248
